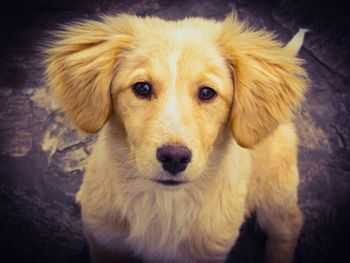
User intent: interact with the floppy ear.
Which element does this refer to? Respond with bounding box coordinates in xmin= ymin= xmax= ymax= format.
xmin=219 ymin=15 xmax=308 ymax=148
xmin=45 ymin=16 xmax=133 ymax=132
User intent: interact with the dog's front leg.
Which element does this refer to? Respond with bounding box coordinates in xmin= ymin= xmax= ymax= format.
xmin=258 ymin=201 xmax=303 ymax=263
xmin=84 ymin=228 xmax=133 ymax=263
xmin=256 ymin=169 xmax=303 ymax=263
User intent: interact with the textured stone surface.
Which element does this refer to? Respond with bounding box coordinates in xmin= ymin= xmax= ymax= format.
xmin=0 ymin=0 xmax=349 ymax=262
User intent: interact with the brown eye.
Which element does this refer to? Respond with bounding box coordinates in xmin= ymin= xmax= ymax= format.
xmin=132 ymin=82 xmax=153 ymax=99
xmin=198 ymin=87 xmax=217 ymax=102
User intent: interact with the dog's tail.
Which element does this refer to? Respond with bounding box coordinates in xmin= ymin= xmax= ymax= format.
xmin=285 ymin=28 xmax=309 ymax=55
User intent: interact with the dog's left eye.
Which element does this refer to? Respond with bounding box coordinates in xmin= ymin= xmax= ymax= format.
xmin=198 ymin=87 xmax=217 ymax=102
xmin=132 ymin=82 xmax=153 ymax=99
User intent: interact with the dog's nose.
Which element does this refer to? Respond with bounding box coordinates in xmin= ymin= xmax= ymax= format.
xmin=156 ymin=144 xmax=192 ymax=175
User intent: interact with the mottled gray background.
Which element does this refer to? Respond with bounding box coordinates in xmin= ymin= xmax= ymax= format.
xmin=0 ymin=0 xmax=349 ymax=262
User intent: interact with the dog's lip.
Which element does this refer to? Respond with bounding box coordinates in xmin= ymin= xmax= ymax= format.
xmin=153 ymin=179 xmax=186 ymax=186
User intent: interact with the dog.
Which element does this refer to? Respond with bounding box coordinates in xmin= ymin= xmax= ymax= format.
xmin=45 ymin=13 xmax=308 ymax=263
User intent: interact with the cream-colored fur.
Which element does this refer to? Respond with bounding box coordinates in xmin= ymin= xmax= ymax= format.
xmin=45 ymin=14 xmax=308 ymax=263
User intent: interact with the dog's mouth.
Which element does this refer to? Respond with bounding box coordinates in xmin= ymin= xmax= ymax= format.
xmin=153 ymin=179 xmax=186 ymax=186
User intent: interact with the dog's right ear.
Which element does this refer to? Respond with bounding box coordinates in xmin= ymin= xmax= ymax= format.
xmin=45 ymin=16 xmax=134 ymax=132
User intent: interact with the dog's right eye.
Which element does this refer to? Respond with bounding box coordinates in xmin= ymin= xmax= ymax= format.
xmin=132 ymin=82 xmax=153 ymax=99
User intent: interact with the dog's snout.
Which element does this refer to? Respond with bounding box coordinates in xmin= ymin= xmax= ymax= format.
xmin=157 ymin=144 xmax=192 ymax=175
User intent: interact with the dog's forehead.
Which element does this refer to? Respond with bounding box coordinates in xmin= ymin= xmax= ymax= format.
xmin=126 ymin=18 xmax=220 ymax=58
xmin=122 ymin=23 xmax=229 ymax=77
xmin=112 ymin=18 xmax=233 ymax=96
xmin=133 ymin=17 xmax=222 ymax=42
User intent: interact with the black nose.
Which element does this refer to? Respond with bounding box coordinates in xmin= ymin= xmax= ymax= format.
xmin=156 ymin=144 xmax=192 ymax=175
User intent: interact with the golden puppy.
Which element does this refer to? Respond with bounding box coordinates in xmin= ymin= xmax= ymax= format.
xmin=45 ymin=14 xmax=308 ymax=263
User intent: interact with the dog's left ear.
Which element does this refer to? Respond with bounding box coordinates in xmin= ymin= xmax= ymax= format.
xmin=45 ymin=16 xmax=134 ymax=133
xmin=219 ymin=15 xmax=308 ymax=148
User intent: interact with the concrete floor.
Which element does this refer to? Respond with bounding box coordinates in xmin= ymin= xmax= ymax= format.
xmin=0 ymin=0 xmax=349 ymax=262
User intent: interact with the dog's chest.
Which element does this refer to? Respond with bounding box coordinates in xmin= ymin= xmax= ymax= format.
xmin=120 ymin=184 xmax=245 ymax=262
xmin=123 ymin=189 xmax=201 ymax=261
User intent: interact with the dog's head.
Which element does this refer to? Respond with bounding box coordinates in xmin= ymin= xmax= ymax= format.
xmin=45 ymin=14 xmax=307 ymax=185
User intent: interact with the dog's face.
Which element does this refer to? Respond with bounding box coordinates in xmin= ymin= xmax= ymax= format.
xmin=46 ymin=15 xmax=307 ymax=185
xmin=112 ymin=29 xmax=233 ymax=182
